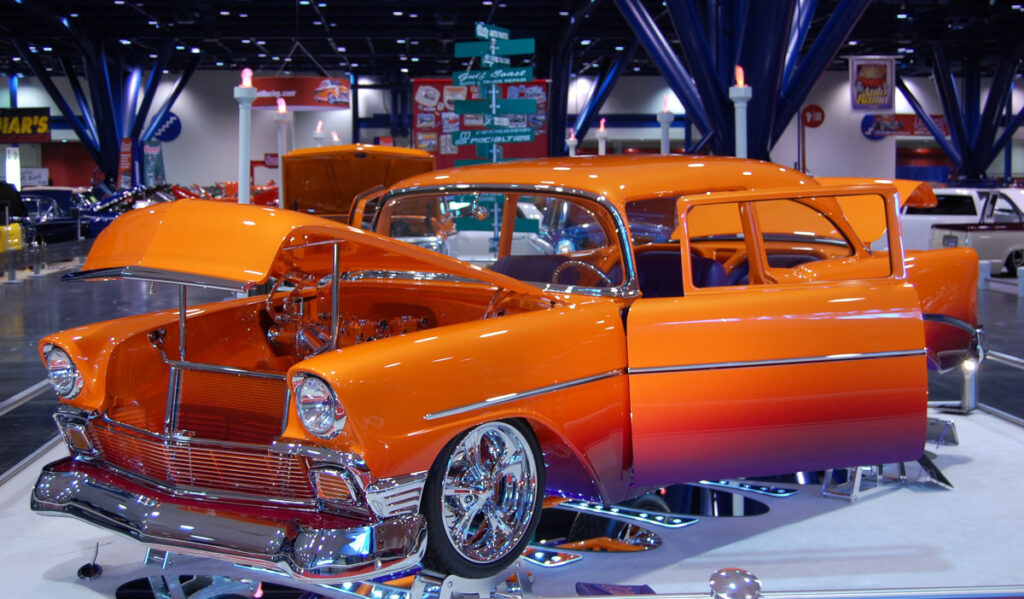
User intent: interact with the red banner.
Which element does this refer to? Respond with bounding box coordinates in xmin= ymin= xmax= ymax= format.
xmin=0 ymin=108 xmax=50 ymax=143
xmin=252 ymin=76 xmax=350 ymax=110
xmin=412 ymin=78 xmax=548 ymax=169
xmin=861 ymin=113 xmax=949 ymax=139
xmin=116 ymin=138 xmax=134 ymax=188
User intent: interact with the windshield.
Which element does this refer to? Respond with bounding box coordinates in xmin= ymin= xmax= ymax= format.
xmin=372 ymin=190 xmax=627 ymax=293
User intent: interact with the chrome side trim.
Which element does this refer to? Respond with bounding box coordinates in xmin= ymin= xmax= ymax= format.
xmin=923 ymin=313 xmax=986 ymax=364
xmin=424 ymin=368 xmax=624 ymax=420
xmin=365 ymin=471 xmax=428 ymax=518
xmin=271 ymin=439 xmax=372 ymax=491
xmin=628 ymin=349 xmax=926 ymax=375
xmin=63 ymin=266 xmax=251 ymax=292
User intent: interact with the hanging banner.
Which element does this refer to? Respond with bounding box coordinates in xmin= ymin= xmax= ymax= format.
xmin=850 ymin=56 xmax=896 ymax=111
xmin=252 ymin=76 xmax=350 ymax=109
xmin=0 ymin=108 xmax=50 ymax=143
xmin=412 ymin=78 xmax=547 ymax=169
xmin=143 ymin=141 xmax=166 ymax=185
xmin=861 ymin=114 xmax=949 ymax=140
xmin=117 ymin=138 xmax=134 ymax=189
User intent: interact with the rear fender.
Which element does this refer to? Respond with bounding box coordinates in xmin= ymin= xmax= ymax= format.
xmin=905 ymin=247 xmax=981 ymax=371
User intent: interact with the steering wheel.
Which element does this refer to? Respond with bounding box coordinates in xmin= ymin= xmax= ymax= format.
xmin=552 ymin=260 xmax=613 ymax=286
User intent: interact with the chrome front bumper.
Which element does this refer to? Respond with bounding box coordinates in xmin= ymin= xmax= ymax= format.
xmin=32 ymin=457 xmax=427 ymax=583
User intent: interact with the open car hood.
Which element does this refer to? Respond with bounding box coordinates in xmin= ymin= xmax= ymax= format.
xmin=817 ymin=178 xmax=937 ymax=244
xmin=69 ymin=199 xmax=548 ymax=296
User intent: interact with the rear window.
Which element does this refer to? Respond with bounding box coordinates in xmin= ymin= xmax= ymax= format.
xmin=906 ymin=194 xmax=975 ymax=216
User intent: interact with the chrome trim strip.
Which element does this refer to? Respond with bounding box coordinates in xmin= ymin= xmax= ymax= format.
xmin=922 ymin=313 xmax=979 ymax=335
xmin=164 ymin=358 xmax=287 ymax=381
xmin=378 ymin=184 xmax=640 ymax=298
xmin=628 ymin=349 xmax=926 ymax=375
xmin=365 ymin=471 xmax=428 ymax=518
xmin=424 ymin=369 xmax=624 ymax=420
xmin=63 ymin=266 xmax=251 ymax=292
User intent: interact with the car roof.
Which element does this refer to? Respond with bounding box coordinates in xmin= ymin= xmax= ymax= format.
xmin=390 ymin=155 xmax=818 ymax=210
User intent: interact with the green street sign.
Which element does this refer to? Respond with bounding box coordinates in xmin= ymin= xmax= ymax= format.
xmin=448 ymin=66 xmax=531 ymax=85
xmin=481 ymin=54 xmax=510 ymax=67
xmin=454 ymin=38 xmax=535 ymax=57
xmin=454 ymin=128 xmax=535 ymax=145
xmin=453 ymin=98 xmax=538 ymax=115
xmin=475 ymin=22 xmax=509 ymax=40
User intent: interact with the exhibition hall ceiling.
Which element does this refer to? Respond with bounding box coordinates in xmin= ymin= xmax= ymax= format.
xmin=1 ymin=0 xmax=1022 ymax=81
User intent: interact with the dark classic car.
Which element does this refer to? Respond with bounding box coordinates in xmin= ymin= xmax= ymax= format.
xmin=33 ymin=156 xmax=981 ymax=583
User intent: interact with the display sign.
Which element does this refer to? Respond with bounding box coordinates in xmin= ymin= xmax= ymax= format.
xmin=475 ymin=22 xmax=510 ymax=40
xmin=452 ymin=66 xmax=533 ymax=86
xmin=412 ymin=78 xmax=548 ymax=169
xmin=21 ymin=167 xmax=49 ymax=187
xmin=0 ymin=108 xmax=50 ymax=143
xmin=252 ymin=76 xmax=351 ymax=109
xmin=801 ymin=104 xmax=825 ymax=128
xmin=142 ymin=141 xmax=166 ymax=186
xmin=850 ymin=56 xmax=896 ymax=111
xmin=860 ymin=113 xmax=949 ymax=140
xmin=264 ymin=153 xmax=279 ymax=168
xmin=151 ymin=111 xmax=182 ymax=142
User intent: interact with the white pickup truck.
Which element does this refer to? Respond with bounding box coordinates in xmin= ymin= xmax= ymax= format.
xmin=919 ymin=188 xmax=1024 ymax=275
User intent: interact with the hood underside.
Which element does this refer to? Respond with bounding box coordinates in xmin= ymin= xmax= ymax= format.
xmin=70 ymin=199 xmax=545 ymax=296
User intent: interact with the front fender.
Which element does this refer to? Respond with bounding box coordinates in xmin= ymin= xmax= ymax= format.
xmin=287 ymin=301 xmax=630 ymax=502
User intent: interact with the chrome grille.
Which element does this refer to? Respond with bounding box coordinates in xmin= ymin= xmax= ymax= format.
xmin=87 ymin=420 xmax=315 ymax=501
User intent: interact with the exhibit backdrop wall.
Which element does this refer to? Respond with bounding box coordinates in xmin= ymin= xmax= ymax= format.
xmin=3 ymin=69 xmax=1024 ymax=186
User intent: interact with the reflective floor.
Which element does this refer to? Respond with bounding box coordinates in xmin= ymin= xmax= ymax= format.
xmin=1 ymin=262 xmax=1022 ymax=476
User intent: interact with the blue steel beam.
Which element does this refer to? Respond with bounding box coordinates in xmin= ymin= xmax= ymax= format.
xmin=614 ymin=0 xmax=712 ymax=137
xmin=964 ymin=50 xmax=981 ymax=145
xmin=141 ymin=55 xmax=200 ymax=142
xmin=782 ymin=0 xmax=818 ymax=88
xmin=131 ymin=40 xmax=172 ymax=140
xmin=549 ymin=0 xmax=602 ymax=156
xmin=687 ymin=128 xmax=714 ymax=154
xmin=58 ymin=56 xmax=99 ymax=148
xmin=572 ymin=41 xmax=638 ymax=144
xmin=772 ymin=0 xmax=870 ymax=145
xmin=87 ymin=46 xmax=121 ymax=176
xmin=930 ymin=43 xmax=968 ymax=159
xmin=12 ymin=40 xmax=105 ymax=171
xmin=896 ymin=77 xmax=962 ymax=168
xmin=972 ymin=41 xmax=1024 ymax=177
xmin=737 ymin=1 xmax=796 ymax=159
xmin=666 ymin=0 xmax=729 ymax=149
xmin=122 ymin=66 xmax=142 ymax=141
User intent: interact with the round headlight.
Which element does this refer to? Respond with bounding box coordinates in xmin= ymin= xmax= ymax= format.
xmin=44 ymin=344 xmax=83 ymax=399
xmin=293 ymin=374 xmax=345 ymax=438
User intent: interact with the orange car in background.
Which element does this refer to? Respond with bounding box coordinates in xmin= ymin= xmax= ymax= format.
xmin=32 ymin=156 xmax=981 ymax=583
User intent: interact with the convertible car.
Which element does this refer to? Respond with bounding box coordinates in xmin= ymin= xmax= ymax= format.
xmin=33 ymin=156 xmax=981 ymax=583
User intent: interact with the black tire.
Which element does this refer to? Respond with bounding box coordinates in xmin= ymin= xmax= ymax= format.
xmin=421 ymin=420 xmax=544 ymax=578
xmin=1006 ymin=250 xmax=1024 ymax=277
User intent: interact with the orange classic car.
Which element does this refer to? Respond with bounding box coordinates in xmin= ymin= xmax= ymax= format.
xmin=33 ymin=156 xmax=982 ymax=583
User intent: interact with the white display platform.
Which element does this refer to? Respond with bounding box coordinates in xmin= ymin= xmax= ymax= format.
xmin=2 ymin=408 xmax=1023 ymax=598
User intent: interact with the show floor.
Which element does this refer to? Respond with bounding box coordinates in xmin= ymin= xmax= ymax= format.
xmin=1 ymin=408 xmax=1022 ymax=598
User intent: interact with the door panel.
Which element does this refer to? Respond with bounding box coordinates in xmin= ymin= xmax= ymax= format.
xmin=627 ymin=280 xmax=927 ymax=487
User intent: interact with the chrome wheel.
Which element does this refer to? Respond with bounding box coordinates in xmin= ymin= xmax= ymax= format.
xmin=438 ymin=422 xmax=539 ymax=565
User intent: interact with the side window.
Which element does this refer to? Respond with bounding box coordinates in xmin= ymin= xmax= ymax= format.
xmin=906 ymin=194 xmax=976 ymax=216
xmin=982 ymin=195 xmax=1023 ymax=224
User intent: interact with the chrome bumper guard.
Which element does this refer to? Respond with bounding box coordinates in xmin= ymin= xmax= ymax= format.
xmin=32 ymin=457 xmax=427 ymax=583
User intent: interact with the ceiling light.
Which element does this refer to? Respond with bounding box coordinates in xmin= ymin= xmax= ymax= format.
xmin=216 ymin=61 xmax=224 ymax=66
xmin=896 ymin=11 xmax=908 ymax=19
xmin=175 ymin=45 xmax=185 ymax=50
xmin=239 ymin=12 xmax=248 ymax=17
xmin=482 ymin=0 xmax=493 ymax=5
xmin=318 ymin=2 xmax=327 ymax=6
xmin=397 ymin=39 xmax=406 ymax=44
xmin=219 ymin=10 xmax=229 ymax=16
xmin=162 ymin=69 xmax=169 ymax=74
xmin=242 ymin=39 xmax=251 ymax=44
xmin=614 ymin=45 xmax=624 ymax=51
xmin=147 ymin=20 xmax=158 ymax=26
xmin=559 ymin=11 xmax=569 ymax=16
xmin=411 ymin=57 xmax=420 ymax=62
xmin=633 ymin=66 xmax=640 ymax=71
xmin=393 ymin=10 xmax=403 ymax=16
xmin=313 ymin=20 xmax=322 ymax=25
xmin=284 ymin=57 xmax=292 ymax=61
xmin=350 ymin=62 xmax=359 ymax=67
xmin=580 ymin=39 xmax=591 ymax=46
xmin=400 ymin=67 xmax=409 ymax=73
xmin=43 ymin=46 xmax=53 ymax=51
xmin=119 ymin=39 xmax=130 ymax=45
xmin=190 ymin=47 xmax=200 ymax=54
xmin=299 ymin=0 xmax=310 ymax=5
xmin=409 ymin=13 xmax=418 ymax=18
xmin=69 ymin=12 xmax=78 ymax=17
xmin=257 ymin=40 xmax=266 ymax=45
xmin=272 ymin=56 xmax=280 ymax=61
xmin=410 ymin=40 xmax=420 ymax=45
xmin=113 ymin=0 xmax=124 ymax=4
xmin=337 ymin=46 xmax=346 ymax=52
xmin=400 ymin=55 xmax=408 ymax=61
xmin=258 ymin=53 xmax=267 ymax=57
xmin=848 ymin=40 xmax=859 ymax=46
xmin=11 ymin=57 xmax=20 ymax=61
xmin=149 ymin=53 xmax=157 ymax=58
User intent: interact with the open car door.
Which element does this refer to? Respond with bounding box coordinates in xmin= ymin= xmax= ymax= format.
xmin=626 ymin=185 xmax=929 ymax=488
